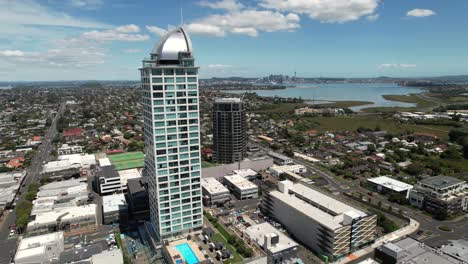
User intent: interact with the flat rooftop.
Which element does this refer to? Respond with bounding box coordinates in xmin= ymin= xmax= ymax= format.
xmin=245 ymin=222 xmax=298 ymax=254
xmin=102 ymin=193 xmax=127 ymax=213
xmin=367 ymin=176 xmax=413 ymax=192
xmin=215 ymin=98 xmax=241 ymax=103
xmin=28 ymin=204 xmax=96 ymax=227
xmin=202 ymin=177 xmax=229 ymax=195
xmin=270 ymin=183 xmax=366 ymax=230
xmin=441 ymin=240 xmax=468 ymax=263
xmin=224 ymin=174 xmax=258 ymax=191
xmin=233 ymin=169 xmax=258 ymax=178
xmin=418 ymin=176 xmax=465 ymax=189
xmin=18 ymin=231 xmax=63 ymax=250
xmin=380 ymin=237 xmax=460 ymax=264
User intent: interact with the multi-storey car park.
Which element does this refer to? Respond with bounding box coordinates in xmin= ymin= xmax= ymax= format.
xmin=260 ymin=180 xmax=377 ymax=261
xmin=140 ymin=27 xmax=203 ymax=242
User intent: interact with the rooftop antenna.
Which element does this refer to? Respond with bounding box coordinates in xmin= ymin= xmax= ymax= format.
xmin=180 ymin=0 xmax=184 ymax=26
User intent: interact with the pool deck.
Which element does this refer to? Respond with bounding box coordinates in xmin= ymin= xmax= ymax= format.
xmin=167 ymin=238 xmax=206 ymax=263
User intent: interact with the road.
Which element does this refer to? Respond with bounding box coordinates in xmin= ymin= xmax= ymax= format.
xmin=262 ymin=147 xmax=468 ymax=247
xmin=0 ymin=103 xmax=65 ymax=264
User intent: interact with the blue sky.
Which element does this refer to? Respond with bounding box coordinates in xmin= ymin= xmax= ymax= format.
xmin=0 ymin=0 xmax=467 ymax=81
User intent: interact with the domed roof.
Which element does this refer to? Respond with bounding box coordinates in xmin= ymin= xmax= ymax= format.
xmin=152 ymin=27 xmax=192 ymax=60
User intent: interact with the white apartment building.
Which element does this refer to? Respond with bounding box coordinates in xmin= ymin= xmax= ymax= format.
xmin=223 ymin=174 xmax=258 ymax=200
xmin=201 ymin=177 xmax=230 ymax=207
xmin=140 ymin=27 xmax=203 ymax=242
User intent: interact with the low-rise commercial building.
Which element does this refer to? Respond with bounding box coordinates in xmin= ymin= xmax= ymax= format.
xmin=260 ymin=181 xmax=376 ymax=261
xmin=440 ymin=239 xmax=468 ymax=263
xmin=245 ymin=222 xmax=298 ymax=264
xmin=95 ymin=166 xmax=141 ymax=195
xmin=268 ymin=165 xmax=306 ymax=178
xmin=36 ymin=179 xmax=88 ymax=203
xmin=268 ymin=151 xmax=293 ymax=166
xmin=14 ymin=232 xmax=64 ymax=264
xmin=223 ymin=174 xmax=258 ymax=200
xmin=233 ymin=168 xmax=258 ymax=180
xmin=409 ymin=176 xmax=468 ymax=215
xmin=102 ymin=193 xmax=128 ymax=225
xmin=57 ymin=144 xmax=83 ymax=155
xmin=201 ymin=177 xmax=230 ymax=207
xmin=375 ymin=237 xmax=461 ymax=264
xmin=367 ymin=176 xmax=413 ymax=199
xmin=27 ymin=204 xmax=97 ymax=236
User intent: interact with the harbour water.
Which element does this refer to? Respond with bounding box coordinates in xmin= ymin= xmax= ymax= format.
xmin=229 ymin=83 xmax=422 ymax=111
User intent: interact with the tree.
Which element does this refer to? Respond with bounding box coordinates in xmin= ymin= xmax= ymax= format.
xmin=377 ymin=201 xmax=382 ymax=208
xmin=405 ymin=163 xmax=425 ymax=176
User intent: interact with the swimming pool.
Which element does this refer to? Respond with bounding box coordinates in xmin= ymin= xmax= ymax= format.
xmin=174 ymin=243 xmax=199 ymax=264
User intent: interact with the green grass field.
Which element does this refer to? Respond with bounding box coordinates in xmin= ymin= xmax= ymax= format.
xmin=303 ymin=116 xmax=451 ymax=139
xmin=109 ymin=151 xmax=145 ymax=170
xmin=315 ymin=100 xmax=372 ymax=108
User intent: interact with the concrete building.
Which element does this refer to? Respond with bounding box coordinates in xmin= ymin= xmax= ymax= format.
xmin=233 ymin=168 xmax=258 ymax=180
xmin=268 ymin=151 xmax=293 ymax=166
xmin=260 ymin=181 xmax=377 ymax=260
xmin=91 ymin=249 xmax=124 ymax=264
xmin=96 ymin=166 xmax=142 ymax=195
xmin=268 ymin=165 xmax=306 ymax=178
xmin=375 ymin=237 xmax=461 ymax=264
xmin=27 ymin=204 xmax=97 ymax=236
xmin=127 ymin=177 xmax=149 ymax=220
xmin=36 ymin=179 xmax=88 ymax=203
xmin=223 ymin=174 xmax=258 ymax=200
xmin=14 ymin=232 xmax=64 ymax=264
xmin=57 ymin=144 xmax=83 ymax=155
xmin=409 ymin=176 xmax=468 ymax=215
xmin=102 ymin=193 xmax=128 ymax=225
xmin=212 ymin=98 xmax=247 ymax=164
xmin=201 ymin=177 xmax=230 ymax=207
xmin=367 ymin=176 xmax=413 ymax=199
xmin=140 ymin=27 xmax=203 ymax=241
xmin=245 ymin=222 xmax=298 ymax=264
xmin=440 ymin=239 xmax=468 ymax=263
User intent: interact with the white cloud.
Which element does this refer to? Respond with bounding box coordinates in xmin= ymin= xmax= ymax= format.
xmin=0 ymin=0 xmax=108 ymax=30
xmin=0 ymin=24 xmax=150 ymax=70
xmin=366 ymin=14 xmax=379 ymax=22
xmin=0 ymin=50 xmax=26 ymax=57
xmin=186 ymin=9 xmax=300 ymax=37
xmin=407 ymin=9 xmax=436 ymax=18
xmin=379 ymin=64 xmax=417 ymax=69
xmin=199 ymin=0 xmax=244 ymax=11
xmin=185 ymin=23 xmax=226 ymax=37
xmin=82 ymin=25 xmax=149 ymax=42
xmin=146 ymin=25 xmax=168 ymax=37
xmin=259 ymin=0 xmax=380 ymax=23
xmin=69 ymin=0 xmax=103 ymax=9
xmin=207 ymin=64 xmax=233 ymax=68
xmin=124 ymin=49 xmax=143 ymax=54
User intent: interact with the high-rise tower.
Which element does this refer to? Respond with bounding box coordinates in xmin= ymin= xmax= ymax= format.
xmin=140 ymin=27 xmax=203 ymax=242
xmin=212 ymin=98 xmax=247 ymax=164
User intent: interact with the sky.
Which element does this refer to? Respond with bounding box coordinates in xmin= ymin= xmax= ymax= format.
xmin=0 ymin=0 xmax=467 ymax=81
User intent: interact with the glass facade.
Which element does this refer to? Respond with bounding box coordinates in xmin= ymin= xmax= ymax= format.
xmin=140 ymin=28 xmax=202 ymax=242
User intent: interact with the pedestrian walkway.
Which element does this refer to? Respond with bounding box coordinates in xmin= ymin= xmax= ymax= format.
xmin=332 ymin=218 xmax=419 ymax=264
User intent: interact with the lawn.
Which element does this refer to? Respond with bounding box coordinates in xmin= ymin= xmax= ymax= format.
xmin=302 ymin=116 xmax=451 ymax=139
xmin=315 ymin=100 xmax=372 ymax=108
xmin=202 ymin=161 xmax=217 ymax=168
xmin=382 ymin=94 xmax=437 ymax=108
xmin=212 ymin=233 xmax=243 ymax=264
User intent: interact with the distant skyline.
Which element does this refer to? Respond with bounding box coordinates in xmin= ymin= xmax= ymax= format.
xmin=1 ymin=0 xmax=467 ymax=81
